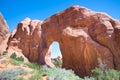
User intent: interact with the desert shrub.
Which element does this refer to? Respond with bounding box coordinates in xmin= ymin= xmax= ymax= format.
xmin=2 ymin=51 xmax=8 ymax=55
xmin=41 ymin=68 xmax=82 ymax=80
xmin=29 ymin=74 xmax=42 ymax=80
xmin=24 ymin=63 xmax=43 ymax=80
xmin=24 ymin=62 xmax=41 ymax=70
xmin=9 ymin=58 xmax=23 ymax=66
xmin=91 ymin=68 xmax=104 ymax=80
xmin=0 ymin=67 xmax=28 ymax=80
xmin=10 ymin=52 xmax=24 ymax=62
xmin=0 ymin=51 xmax=8 ymax=59
xmin=104 ymin=69 xmax=120 ymax=80
xmin=17 ymin=76 xmax=25 ymax=80
xmin=9 ymin=52 xmax=24 ymax=65
xmin=52 ymin=60 xmax=62 ymax=68
xmin=16 ymin=56 xmax=24 ymax=62
xmin=10 ymin=52 xmax=17 ymax=59
xmin=91 ymin=68 xmax=120 ymax=80
xmin=29 ymin=70 xmax=43 ymax=80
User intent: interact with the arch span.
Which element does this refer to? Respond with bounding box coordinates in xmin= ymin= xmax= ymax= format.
xmin=39 ymin=5 xmax=119 ymax=77
xmin=7 ymin=5 xmax=120 ymax=77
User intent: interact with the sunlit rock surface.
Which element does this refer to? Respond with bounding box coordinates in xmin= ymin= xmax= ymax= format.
xmin=8 ymin=5 xmax=120 ymax=77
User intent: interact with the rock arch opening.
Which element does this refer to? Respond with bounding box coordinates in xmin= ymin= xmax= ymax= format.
xmin=51 ymin=42 xmax=62 ymax=58
xmin=51 ymin=41 xmax=62 ymax=67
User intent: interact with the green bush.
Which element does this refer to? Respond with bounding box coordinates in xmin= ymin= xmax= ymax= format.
xmin=105 ymin=69 xmax=120 ymax=80
xmin=29 ymin=70 xmax=43 ymax=80
xmin=91 ymin=68 xmax=104 ymax=80
xmin=25 ymin=63 xmax=43 ymax=80
xmin=0 ymin=51 xmax=8 ymax=59
xmin=91 ymin=68 xmax=120 ymax=80
xmin=10 ymin=52 xmax=17 ymax=59
xmin=41 ymin=68 xmax=82 ymax=80
xmin=17 ymin=76 xmax=25 ymax=80
xmin=16 ymin=56 xmax=24 ymax=62
xmin=24 ymin=62 xmax=41 ymax=70
xmin=10 ymin=52 xmax=24 ymax=62
xmin=9 ymin=59 xmax=23 ymax=65
xmin=52 ymin=60 xmax=62 ymax=68
xmin=29 ymin=74 xmax=42 ymax=80
xmin=0 ymin=67 xmax=28 ymax=80
xmin=2 ymin=51 xmax=8 ymax=55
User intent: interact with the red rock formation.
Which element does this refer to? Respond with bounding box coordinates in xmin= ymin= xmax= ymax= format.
xmin=7 ymin=18 xmax=42 ymax=62
xmin=7 ymin=5 xmax=120 ymax=77
xmin=40 ymin=5 xmax=120 ymax=77
xmin=7 ymin=18 xmax=55 ymax=67
xmin=0 ymin=13 xmax=9 ymax=53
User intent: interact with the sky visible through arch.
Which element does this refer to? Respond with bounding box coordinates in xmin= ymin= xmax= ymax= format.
xmin=0 ymin=0 xmax=120 ymax=58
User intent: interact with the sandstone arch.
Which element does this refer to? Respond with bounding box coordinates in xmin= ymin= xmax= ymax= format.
xmin=7 ymin=5 xmax=120 ymax=77
xmin=39 ymin=5 xmax=120 ymax=77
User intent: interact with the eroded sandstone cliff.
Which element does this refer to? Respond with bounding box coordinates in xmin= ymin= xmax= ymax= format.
xmin=7 ymin=5 xmax=120 ymax=77
xmin=0 ymin=13 xmax=9 ymax=53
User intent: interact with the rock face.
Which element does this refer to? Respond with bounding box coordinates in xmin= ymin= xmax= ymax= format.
xmin=7 ymin=18 xmax=42 ymax=62
xmin=7 ymin=5 xmax=120 ymax=77
xmin=40 ymin=5 xmax=120 ymax=77
xmin=7 ymin=18 xmax=55 ymax=67
xmin=0 ymin=13 xmax=9 ymax=53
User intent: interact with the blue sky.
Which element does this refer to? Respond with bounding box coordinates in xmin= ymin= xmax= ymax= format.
xmin=0 ymin=0 xmax=120 ymax=58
